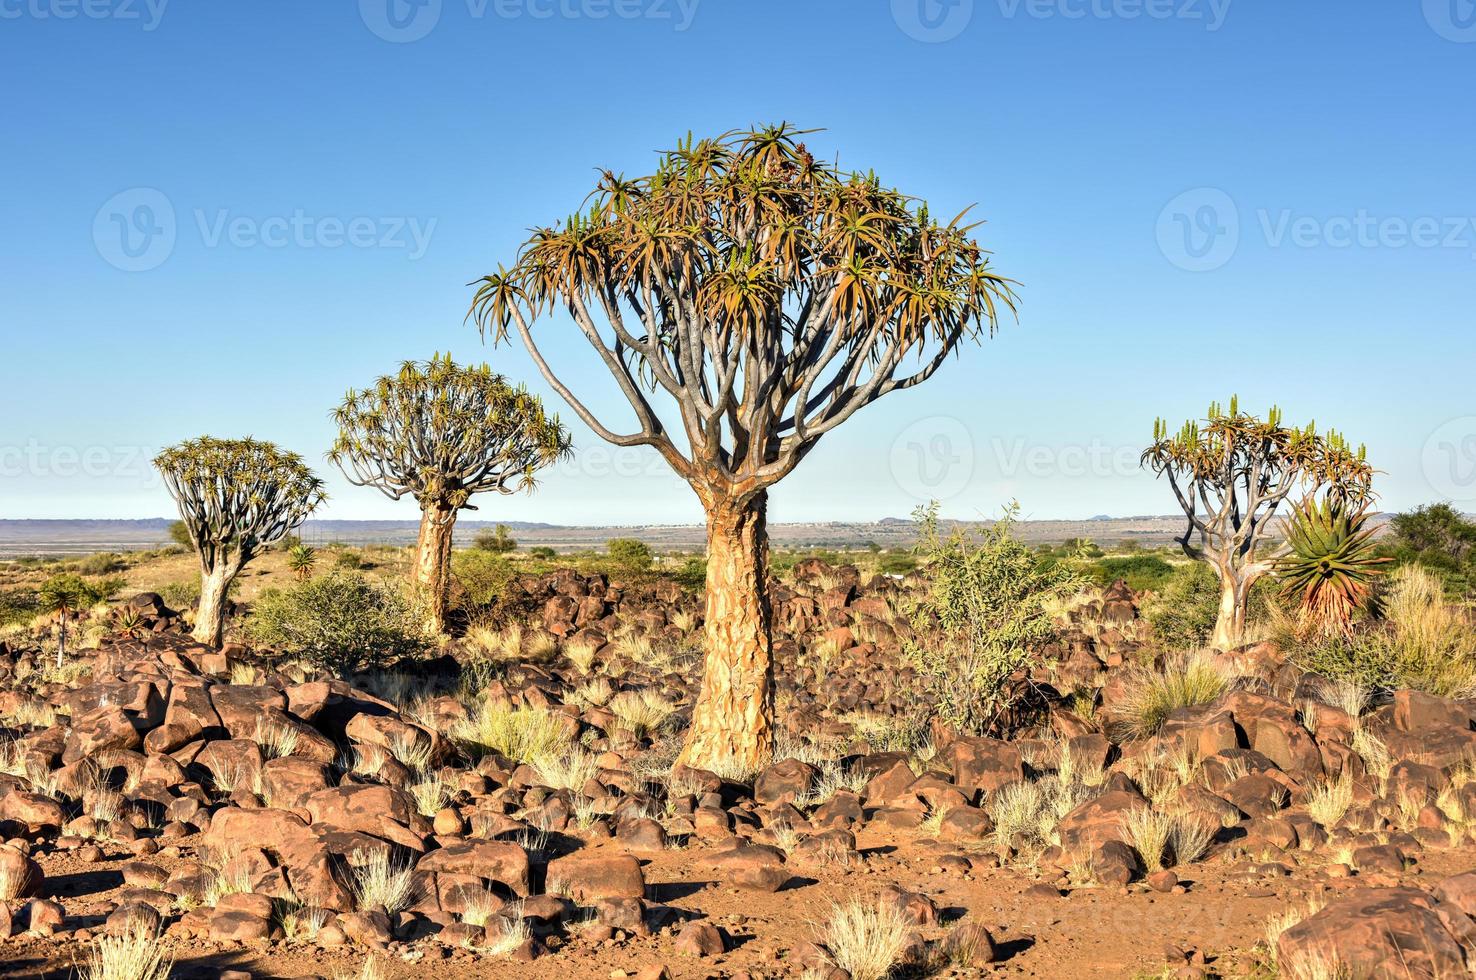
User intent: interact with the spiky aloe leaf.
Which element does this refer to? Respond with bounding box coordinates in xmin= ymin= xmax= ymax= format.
xmin=1275 ymin=496 xmax=1390 ymax=636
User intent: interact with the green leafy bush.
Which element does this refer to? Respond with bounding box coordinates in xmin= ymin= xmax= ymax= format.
xmin=529 ymin=546 xmax=557 ymax=560
xmin=0 ymin=588 xmax=39 ymax=629
xmin=607 ymin=538 xmax=654 ymax=571
xmin=76 ymin=553 xmax=125 ymax=576
xmin=473 ymin=524 xmax=518 ymax=554
xmin=333 ymin=549 xmax=364 ymax=570
xmin=247 ymin=571 xmax=426 ymax=673
xmin=903 ymin=502 xmax=1079 ymax=736
xmin=167 ymin=520 xmax=193 ymax=549
xmin=1385 ymin=503 xmax=1476 ymax=598
xmin=1292 ymin=565 xmax=1476 ymax=697
xmin=878 ymin=552 xmax=918 ymax=576
xmin=1085 ymin=555 xmax=1176 ymax=593
xmin=673 ymin=556 xmax=707 ymax=591
xmin=152 ymin=578 xmax=202 ymax=611
xmin=452 ymin=549 xmax=516 ymax=609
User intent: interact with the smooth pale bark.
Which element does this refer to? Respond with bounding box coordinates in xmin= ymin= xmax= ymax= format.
xmin=678 ymin=490 xmax=775 ymax=775
xmin=1210 ymin=560 xmax=1268 ymax=651
xmin=192 ymin=563 xmax=239 ymax=648
xmin=415 ymin=502 xmax=457 ymax=634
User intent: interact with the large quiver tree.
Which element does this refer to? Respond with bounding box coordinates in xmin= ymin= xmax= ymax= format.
xmin=470 ymin=124 xmax=1017 ymax=773
xmin=1141 ymin=397 xmax=1373 ymax=651
xmin=155 ymin=437 xmax=326 ymax=647
xmin=328 ymin=354 xmax=571 ymax=633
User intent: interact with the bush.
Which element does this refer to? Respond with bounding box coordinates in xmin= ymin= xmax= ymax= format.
xmin=903 ymin=502 xmax=1079 ymax=736
xmin=333 ymin=549 xmax=364 ymax=570
xmin=452 ymin=549 xmax=516 ymax=610
xmin=1292 ymin=565 xmax=1476 ymax=697
xmin=878 ymin=552 xmax=918 ymax=576
xmin=0 ymin=588 xmax=39 ymax=629
xmin=473 ymin=524 xmax=518 ymax=554
xmin=75 ymin=552 xmax=125 ymax=576
xmin=247 ymin=571 xmax=426 ymax=673
xmin=1085 ymin=555 xmax=1176 ymax=593
xmin=1385 ymin=503 xmax=1476 ymax=598
xmin=167 ymin=520 xmax=193 ymax=549
xmin=529 ymin=546 xmax=557 ymax=560
xmin=153 ymin=578 xmax=202 ymax=611
xmin=607 ymin=538 xmax=653 ymax=571
xmin=674 ymin=556 xmax=707 ymax=591
xmin=1144 ymin=561 xmax=1269 ymax=651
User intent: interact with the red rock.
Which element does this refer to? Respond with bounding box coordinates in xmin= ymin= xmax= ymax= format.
xmin=545 ymin=852 xmax=645 ymax=902
xmin=1278 ymin=887 xmax=1470 ymax=978
xmin=674 ymin=920 xmax=726 ymax=956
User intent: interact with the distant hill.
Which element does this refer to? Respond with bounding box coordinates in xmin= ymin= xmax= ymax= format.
xmin=0 ymin=515 xmax=1218 ymax=558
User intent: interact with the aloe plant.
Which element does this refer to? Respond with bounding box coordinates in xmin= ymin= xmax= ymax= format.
xmin=1276 ymin=495 xmax=1390 ymax=636
xmin=287 ymin=544 xmax=318 ymax=581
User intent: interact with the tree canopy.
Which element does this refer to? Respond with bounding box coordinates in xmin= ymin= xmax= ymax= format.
xmin=470 ymin=123 xmax=1017 ymax=501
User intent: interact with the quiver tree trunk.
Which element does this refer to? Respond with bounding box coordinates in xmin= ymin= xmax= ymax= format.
xmin=193 ymin=562 xmax=239 ymax=648
xmin=415 ymin=501 xmax=457 ymax=634
xmin=678 ymin=490 xmax=775 ymax=775
xmin=1210 ymin=561 xmax=1267 ymax=652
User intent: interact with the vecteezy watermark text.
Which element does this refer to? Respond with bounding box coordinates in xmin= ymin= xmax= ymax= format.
xmin=0 ymin=0 xmax=167 ymax=29
xmin=1158 ymin=188 xmax=1476 ymax=272
xmin=359 ymin=0 xmax=699 ymax=42
xmin=892 ymin=0 xmax=1230 ymax=42
xmin=93 ymin=188 xmax=437 ymax=271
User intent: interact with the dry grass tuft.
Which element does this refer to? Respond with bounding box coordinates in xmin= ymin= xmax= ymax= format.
xmin=78 ymin=928 xmax=171 ymax=980
xmin=818 ymin=898 xmax=914 ymax=980
xmin=349 ymin=849 xmax=417 ymax=914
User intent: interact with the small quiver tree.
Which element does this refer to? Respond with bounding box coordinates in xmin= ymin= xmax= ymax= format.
xmin=155 ymin=437 xmax=326 ymax=647
xmin=470 ymin=124 xmax=1018 ymax=773
xmin=1141 ymin=397 xmax=1373 ymax=651
xmin=328 ymin=355 xmax=571 ymax=633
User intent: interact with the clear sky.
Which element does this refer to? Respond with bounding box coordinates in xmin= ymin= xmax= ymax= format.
xmin=2 ymin=0 xmax=1473 ymax=527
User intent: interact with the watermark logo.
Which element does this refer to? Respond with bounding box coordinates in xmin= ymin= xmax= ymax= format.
xmin=361 ymin=0 xmax=698 ymax=41
xmin=1424 ymin=0 xmax=1476 ymax=42
xmin=993 ymin=0 xmax=1231 ymax=31
xmin=1423 ymin=417 xmax=1476 ymax=505
xmin=890 ymin=417 xmax=975 ymax=501
xmin=1157 ymin=187 xmax=1240 ymax=272
xmin=892 ymin=0 xmax=974 ymax=42
xmin=359 ymin=0 xmax=442 ymax=42
xmin=93 ymin=189 xmax=438 ymax=270
xmin=93 ymin=188 xmax=176 ymax=273
xmin=0 ymin=0 xmax=169 ymax=30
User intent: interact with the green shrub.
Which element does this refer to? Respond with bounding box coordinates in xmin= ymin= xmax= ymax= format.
xmin=76 ymin=553 xmax=125 ymax=576
xmin=247 ymin=571 xmax=426 ymax=673
xmin=473 ymin=524 xmax=518 ymax=554
xmin=1086 ymin=555 xmax=1176 ymax=593
xmin=1145 ymin=559 xmax=1273 ymax=651
xmin=674 ymin=556 xmax=707 ymax=591
xmin=153 ymin=578 xmax=202 ymax=611
xmin=1385 ymin=503 xmax=1476 ymax=598
xmin=0 ymin=588 xmax=39 ymax=629
xmin=1292 ymin=565 xmax=1476 ymax=697
xmin=452 ymin=549 xmax=516 ymax=609
xmin=167 ymin=520 xmax=193 ymax=549
xmin=903 ymin=502 xmax=1079 ymax=736
xmin=333 ymin=549 xmax=364 ymax=570
xmin=607 ymin=538 xmax=654 ymax=571
xmin=878 ymin=552 xmax=918 ymax=576
xmin=529 ymin=546 xmax=557 ymax=560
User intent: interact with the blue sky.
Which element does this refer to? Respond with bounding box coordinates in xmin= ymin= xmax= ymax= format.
xmin=2 ymin=0 xmax=1473 ymax=527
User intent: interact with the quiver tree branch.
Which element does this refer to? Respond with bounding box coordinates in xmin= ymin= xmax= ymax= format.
xmin=327 ymin=354 xmax=572 ymax=632
xmin=154 ymin=436 xmax=326 ymax=648
xmin=468 ymin=123 xmax=1018 ymax=773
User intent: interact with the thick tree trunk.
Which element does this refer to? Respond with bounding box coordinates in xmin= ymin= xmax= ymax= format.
xmin=415 ymin=502 xmax=457 ymax=634
xmin=1210 ymin=561 xmax=1265 ymax=651
xmin=678 ymin=490 xmax=774 ymax=776
xmin=192 ymin=563 xmax=238 ymax=648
